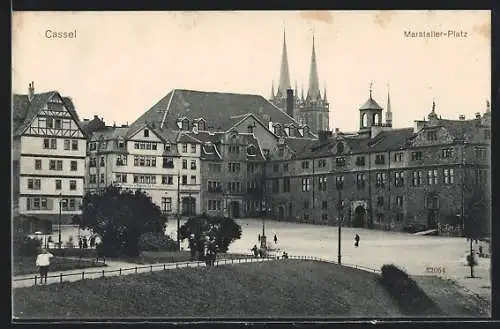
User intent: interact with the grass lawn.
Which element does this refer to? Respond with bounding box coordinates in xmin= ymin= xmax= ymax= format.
xmin=114 ymin=250 xmax=253 ymax=265
xmin=13 ymin=256 xmax=106 ymax=276
xmin=15 ymin=260 xmax=404 ymax=318
xmin=411 ymin=276 xmax=490 ymax=317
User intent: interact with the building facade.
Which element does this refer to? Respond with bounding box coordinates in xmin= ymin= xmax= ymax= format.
xmin=13 ymin=82 xmax=87 ymax=228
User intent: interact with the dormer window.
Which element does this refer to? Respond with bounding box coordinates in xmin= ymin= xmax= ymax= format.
xmin=247 ymin=125 xmax=254 ymax=134
xmin=427 ymin=130 xmax=437 ymax=141
xmin=144 ymin=129 xmax=149 ymax=138
xmin=337 ymin=142 xmax=344 ymax=154
xmin=164 ymin=143 xmax=171 ymax=152
xmin=118 ymin=140 xmax=125 ymax=148
xmin=182 ymin=119 xmax=189 ymax=131
xmin=247 ymin=145 xmax=257 ymax=156
xmin=198 ymin=120 xmax=206 ymax=131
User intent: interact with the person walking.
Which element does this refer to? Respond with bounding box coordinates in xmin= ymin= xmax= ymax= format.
xmin=35 ymin=248 xmax=54 ymax=285
xmin=251 ymin=245 xmax=258 ymax=258
xmin=273 ymin=234 xmax=278 ymax=244
xmin=78 ymin=238 xmax=83 ymax=249
xmin=354 ymin=234 xmax=360 ymax=247
xmin=82 ymin=236 xmax=88 ymax=249
xmin=258 ymin=234 xmax=261 ymax=243
xmin=89 ymin=236 xmax=96 ymax=249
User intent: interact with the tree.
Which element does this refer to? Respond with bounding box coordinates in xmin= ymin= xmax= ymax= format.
xmin=179 ymin=213 xmax=242 ymax=261
xmin=79 ymin=185 xmax=166 ymax=257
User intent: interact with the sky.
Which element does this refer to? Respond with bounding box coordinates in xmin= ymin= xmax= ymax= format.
xmin=12 ymin=10 xmax=490 ymax=132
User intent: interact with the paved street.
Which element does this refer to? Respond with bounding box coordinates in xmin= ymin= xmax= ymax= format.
xmin=35 ymin=219 xmax=491 ymax=301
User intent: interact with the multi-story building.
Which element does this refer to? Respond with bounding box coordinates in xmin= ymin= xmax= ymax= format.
xmin=83 ymin=117 xmax=202 ymax=217
xmin=264 ymin=88 xmax=491 ymax=235
xmin=269 ymin=31 xmax=330 ymax=134
xmin=13 ymin=82 xmax=87 ymax=230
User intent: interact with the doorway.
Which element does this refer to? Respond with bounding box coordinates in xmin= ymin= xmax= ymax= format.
xmin=230 ymin=201 xmax=240 ymax=218
xmin=353 ymin=206 xmax=366 ymax=228
xmin=277 ymin=206 xmax=285 ymax=221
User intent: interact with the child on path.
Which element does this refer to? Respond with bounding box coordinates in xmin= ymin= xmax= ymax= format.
xmin=35 ymin=248 xmax=54 ymax=285
xmin=354 ymin=234 xmax=360 ymax=247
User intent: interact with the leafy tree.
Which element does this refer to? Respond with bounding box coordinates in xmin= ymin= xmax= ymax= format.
xmin=80 ymin=185 xmax=166 ymax=257
xmin=179 ymin=213 xmax=242 ymax=261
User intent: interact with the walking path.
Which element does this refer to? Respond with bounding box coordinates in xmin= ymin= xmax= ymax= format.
xmin=12 ymin=257 xmax=272 ymax=289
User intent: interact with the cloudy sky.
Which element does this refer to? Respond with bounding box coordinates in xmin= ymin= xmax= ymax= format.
xmin=12 ymin=10 xmax=490 ymax=132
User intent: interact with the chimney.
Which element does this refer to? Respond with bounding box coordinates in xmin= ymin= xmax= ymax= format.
xmin=286 ymin=89 xmax=294 ymax=117
xmin=28 ymin=81 xmax=35 ymax=101
xmin=94 ymin=115 xmax=99 ymax=120
xmin=475 ymin=112 xmax=481 ymax=119
xmin=459 ymin=115 xmax=465 ymax=120
xmin=268 ymin=119 xmax=273 ymax=131
xmin=335 ymin=128 xmax=340 ymax=134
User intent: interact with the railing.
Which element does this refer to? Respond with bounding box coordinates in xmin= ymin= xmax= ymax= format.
xmin=12 ymin=255 xmax=382 ymax=286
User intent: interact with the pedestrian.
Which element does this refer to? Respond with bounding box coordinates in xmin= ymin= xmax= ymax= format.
xmin=35 ymin=248 xmax=54 ymax=285
xmin=78 ymin=238 xmax=83 ymax=249
xmin=251 ymin=245 xmax=258 ymax=257
xmin=258 ymin=234 xmax=261 ymax=242
xmin=274 ymin=234 xmax=278 ymax=244
xmin=90 ymin=236 xmax=96 ymax=249
xmin=82 ymin=236 xmax=88 ymax=249
xmin=354 ymin=234 xmax=360 ymax=247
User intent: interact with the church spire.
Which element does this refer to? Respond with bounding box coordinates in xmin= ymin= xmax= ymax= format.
xmin=323 ymin=84 xmax=328 ymax=103
xmin=277 ymin=28 xmax=291 ymax=97
xmin=306 ymin=34 xmax=321 ymax=101
xmin=385 ymin=83 xmax=392 ymax=127
xmin=270 ymin=81 xmax=275 ymax=100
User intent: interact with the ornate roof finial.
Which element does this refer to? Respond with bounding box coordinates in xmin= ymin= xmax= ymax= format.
xmin=369 ymin=81 xmax=374 ymax=99
xmin=432 ymin=99 xmax=436 ymax=113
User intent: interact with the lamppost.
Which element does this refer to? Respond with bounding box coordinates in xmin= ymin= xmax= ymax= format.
xmin=336 ymin=177 xmax=344 ymax=265
xmin=58 ymin=192 xmax=63 ymax=249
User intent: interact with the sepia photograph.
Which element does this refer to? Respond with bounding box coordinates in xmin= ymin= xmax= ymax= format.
xmin=11 ymin=10 xmax=491 ymax=320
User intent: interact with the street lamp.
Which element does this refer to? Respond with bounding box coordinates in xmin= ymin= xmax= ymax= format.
xmin=58 ymin=193 xmax=63 ymax=249
xmin=336 ymin=177 xmax=344 ymax=265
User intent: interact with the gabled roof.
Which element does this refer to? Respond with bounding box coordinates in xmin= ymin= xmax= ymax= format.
xmin=130 ymin=89 xmax=304 ymax=134
xmin=13 ymin=92 xmax=84 ymax=137
xmin=437 ymin=118 xmax=482 ymax=141
xmin=89 ymin=126 xmax=130 ymax=141
xmin=125 ymin=122 xmax=166 ymax=142
xmin=359 ymin=97 xmax=383 ymax=111
xmin=368 ymin=128 xmax=415 ymax=152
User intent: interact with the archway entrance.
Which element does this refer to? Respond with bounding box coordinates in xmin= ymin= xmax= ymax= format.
xmin=353 ymin=206 xmax=366 ymax=228
xmin=277 ymin=206 xmax=285 ymax=221
xmin=230 ymin=201 xmax=240 ymax=219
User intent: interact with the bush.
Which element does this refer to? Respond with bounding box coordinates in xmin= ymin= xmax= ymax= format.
xmin=13 ymin=236 xmax=42 ymax=256
xmin=380 ymin=264 xmax=441 ymax=316
xmin=139 ymin=232 xmax=177 ymax=252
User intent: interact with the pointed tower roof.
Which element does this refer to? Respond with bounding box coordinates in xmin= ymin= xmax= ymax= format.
xmin=277 ymin=29 xmax=291 ymax=97
xmin=323 ymin=85 xmax=328 ymax=103
xmin=360 ymin=82 xmax=383 ymax=110
xmin=270 ymin=81 xmax=275 ymax=100
xmin=386 ymin=84 xmax=392 ymax=113
xmin=301 ymin=85 xmax=305 ymax=101
xmin=306 ymin=35 xmax=321 ymax=101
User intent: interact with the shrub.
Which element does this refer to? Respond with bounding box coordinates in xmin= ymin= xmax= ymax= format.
xmin=380 ymin=264 xmax=441 ymax=316
xmin=139 ymin=232 xmax=177 ymax=251
xmin=13 ymin=236 xmax=42 ymax=256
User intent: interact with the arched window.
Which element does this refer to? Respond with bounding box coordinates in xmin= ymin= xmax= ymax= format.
xmin=181 ymin=119 xmax=189 ymax=131
xmin=198 ymin=120 xmax=206 ymax=131
xmin=372 ymin=113 xmax=378 ymax=125
xmin=337 ymin=142 xmax=344 ymax=154
xmin=247 ymin=145 xmax=257 ymax=156
xmin=362 ymin=113 xmax=368 ymax=127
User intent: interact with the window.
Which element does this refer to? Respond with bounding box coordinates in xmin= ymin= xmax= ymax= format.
xmin=89 ymin=157 xmax=97 ymax=167
xmin=191 ymin=144 xmax=196 ymax=153
xmin=161 ymin=175 xmax=174 ymax=185
xmin=426 ymin=196 xmax=439 ymax=209
xmin=272 ymin=180 xmax=279 ymax=193
xmin=395 ymin=196 xmax=403 ymax=207
xmin=71 ymin=140 xmax=78 ymax=150
xmin=441 ymin=148 xmax=453 ymax=158
xmin=69 ymin=180 xmax=77 ymax=190
xmin=321 ymin=214 xmax=328 ymax=221
xmin=118 ymin=140 xmax=125 ymax=149
xmin=70 ymin=161 xmax=78 ymax=171
xmin=115 ymin=174 xmax=127 ymax=183
xmin=427 ymin=130 xmax=437 ymax=141
xmin=190 ymin=175 xmax=197 ymax=185
xmin=54 ymin=119 xmax=62 ymax=129
xmin=89 ymin=175 xmax=96 ymax=184
xmin=144 ymin=129 xmax=149 ymax=137
xmin=182 ymin=159 xmax=187 ymax=169
xmin=377 ymin=196 xmax=384 ymax=206
xmin=394 ymin=171 xmax=404 ymax=187
xmin=116 ymin=155 xmax=127 ymax=166
xmin=302 ymin=161 xmax=309 ymax=169
xmin=46 ymin=118 xmax=53 ymax=128
xmin=56 ymin=160 xmax=63 ymax=171
xmin=412 ymin=171 xmax=424 ymax=187
xmin=35 ymin=159 xmax=42 ymax=170
xmin=228 ymin=162 xmax=241 ymax=172
xmin=208 ymin=200 xmax=222 ymax=211
xmin=182 ymin=175 xmax=188 ymax=185
xmin=27 ymin=178 xmax=41 ymax=190
xmin=162 ymin=197 xmax=172 ymax=212
xmin=337 ymin=142 xmax=344 ymax=154
xmin=278 ymin=147 xmax=284 ymax=157
xmin=475 ymin=147 xmax=487 ymax=160
xmin=283 ymin=163 xmax=289 ymax=172
xmin=273 ymin=164 xmax=279 ymax=172
xmin=54 ymin=179 xmax=61 ymax=190
xmin=100 ymin=157 xmax=105 ymax=167
xmin=335 ymin=176 xmax=344 ymax=189
xmin=356 ymin=173 xmax=365 ymax=188
xmin=411 ymin=151 xmax=422 ymax=161
xmin=336 ymin=157 xmax=346 ymax=167
xmin=100 ymin=174 xmax=105 ymax=184
xmin=318 ymin=176 xmax=327 ymax=191
xmin=375 ymin=154 xmax=385 ymax=165
xmin=210 ymin=163 xmax=222 ymax=172
xmin=301 ymin=178 xmax=310 ymax=192
xmin=247 ymin=163 xmax=255 ymax=173
xmin=49 ymin=160 xmax=56 ymax=170
xmin=89 ymin=142 xmax=97 ymax=151
xmin=43 ymin=139 xmax=50 ymax=149
xmin=355 ymin=156 xmax=365 ymax=166
xmin=375 ymin=172 xmax=386 ymax=188
xmin=484 ymin=129 xmax=491 ymax=140
xmin=428 ymin=169 xmax=438 ymax=185
xmin=393 ymin=152 xmax=403 ymax=162
xmin=64 ymin=139 xmax=70 ymax=150
xmin=182 ymin=144 xmax=188 ymax=153
xmin=376 ymin=213 xmax=384 ymax=224
xmin=317 ymin=159 xmax=327 ymax=168
xmin=164 ymin=143 xmax=171 ymax=152
xmin=443 ymin=168 xmax=455 ymax=184
xmin=304 ymin=200 xmax=310 ymax=209
xmin=133 ymin=175 xmax=156 ymax=184
xmin=322 ymin=200 xmax=328 ymax=209
xmin=50 ymin=139 xmax=57 ymax=149
xmin=190 ymin=160 xmax=197 ymax=170
xmin=283 ymin=178 xmax=291 ymax=193
xmin=162 ymin=157 xmax=174 ymax=168
xmin=475 ymin=169 xmax=487 ymax=185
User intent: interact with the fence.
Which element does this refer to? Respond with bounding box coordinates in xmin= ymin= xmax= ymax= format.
xmin=12 ymin=255 xmax=381 ymax=287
